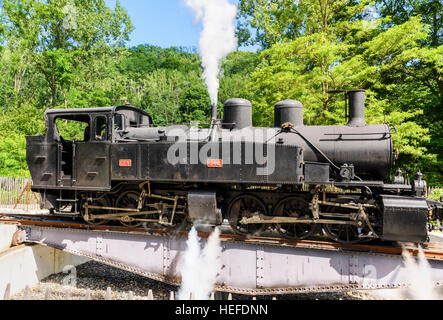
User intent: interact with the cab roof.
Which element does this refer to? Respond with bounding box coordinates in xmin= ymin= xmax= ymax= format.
xmin=44 ymin=105 xmax=152 ymax=123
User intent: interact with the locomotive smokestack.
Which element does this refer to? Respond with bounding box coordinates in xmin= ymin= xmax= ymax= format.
xmin=347 ymin=89 xmax=366 ymax=127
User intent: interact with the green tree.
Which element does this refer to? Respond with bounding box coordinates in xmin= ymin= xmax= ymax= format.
xmin=1 ymin=0 xmax=133 ymax=106
xmin=374 ymin=0 xmax=442 ymax=185
xmin=237 ymin=0 xmax=371 ymax=49
xmin=218 ymin=51 xmax=260 ymax=107
xmin=140 ymin=69 xmax=206 ymax=125
xmin=243 ymin=0 xmax=437 ymax=182
xmin=179 ymin=83 xmax=212 ymax=123
xmin=0 ymin=104 xmax=45 ymax=176
xmin=376 ymin=0 xmax=441 ymax=47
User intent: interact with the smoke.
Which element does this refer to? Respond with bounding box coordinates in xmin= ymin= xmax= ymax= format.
xmin=178 ymin=226 xmax=223 ymax=300
xmin=401 ymin=247 xmax=439 ymax=300
xmin=372 ymin=247 xmax=441 ymax=300
xmin=185 ymin=0 xmax=238 ymax=105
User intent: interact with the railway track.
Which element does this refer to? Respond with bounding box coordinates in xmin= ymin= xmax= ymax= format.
xmin=2 ymin=212 xmax=443 ymax=261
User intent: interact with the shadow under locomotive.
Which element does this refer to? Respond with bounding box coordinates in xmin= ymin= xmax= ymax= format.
xmin=26 ymin=90 xmax=443 ymax=245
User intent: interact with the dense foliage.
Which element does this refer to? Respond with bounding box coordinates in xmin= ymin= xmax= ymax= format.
xmin=237 ymin=0 xmax=442 ymax=185
xmin=0 ymin=0 xmax=441 ymax=186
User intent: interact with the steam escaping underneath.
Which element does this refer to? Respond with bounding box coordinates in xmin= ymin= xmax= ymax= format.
xmin=370 ymin=246 xmax=441 ymax=300
xmin=185 ymin=0 xmax=238 ymax=105
xmin=178 ymin=226 xmax=222 ymax=300
xmin=401 ymin=247 xmax=439 ymax=300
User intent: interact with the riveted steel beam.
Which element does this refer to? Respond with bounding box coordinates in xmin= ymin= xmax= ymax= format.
xmin=15 ymin=224 xmax=443 ymax=295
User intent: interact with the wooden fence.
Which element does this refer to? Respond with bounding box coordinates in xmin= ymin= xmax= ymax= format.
xmin=0 ymin=177 xmax=41 ymax=211
xmin=428 ymin=186 xmax=442 ymax=197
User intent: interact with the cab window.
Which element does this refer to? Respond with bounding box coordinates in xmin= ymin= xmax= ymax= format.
xmin=94 ymin=116 xmax=108 ymax=141
xmin=114 ymin=113 xmax=125 ymax=131
xmin=55 ymin=116 xmax=90 ymax=142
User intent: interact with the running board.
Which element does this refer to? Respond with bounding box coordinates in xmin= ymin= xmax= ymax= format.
xmin=239 ymin=214 xmax=356 ymax=225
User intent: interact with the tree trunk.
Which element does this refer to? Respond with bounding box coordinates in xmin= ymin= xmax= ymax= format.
xmin=51 ymin=74 xmax=57 ymax=107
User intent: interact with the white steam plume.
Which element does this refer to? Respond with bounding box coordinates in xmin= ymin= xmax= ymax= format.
xmin=177 ymin=227 xmax=202 ymax=299
xmin=178 ymin=227 xmax=223 ymax=300
xmin=402 ymin=247 xmax=439 ymax=300
xmin=185 ymin=0 xmax=238 ymax=105
xmin=371 ymin=247 xmax=441 ymax=300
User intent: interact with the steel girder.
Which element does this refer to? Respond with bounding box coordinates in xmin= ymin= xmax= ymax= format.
xmin=17 ymin=225 xmax=443 ymax=295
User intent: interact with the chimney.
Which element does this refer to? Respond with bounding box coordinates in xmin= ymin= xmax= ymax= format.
xmin=346 ymin=90 xmax=366 ymax=127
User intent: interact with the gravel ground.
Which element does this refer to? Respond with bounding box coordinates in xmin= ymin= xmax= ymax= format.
xmin=11 ymin=261 xmax=177 ymax=300
xmin=10 ymin=261 xmax=382 ymax=301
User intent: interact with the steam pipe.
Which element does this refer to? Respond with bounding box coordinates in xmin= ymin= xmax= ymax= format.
xmin=209 ymin=103 xmax=218 ymax=141
xmin=211 ymin=103 xmax=217 ymax=121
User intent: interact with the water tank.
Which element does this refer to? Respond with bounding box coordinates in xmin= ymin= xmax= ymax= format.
xmin=274 ymin=100 xmax=304 ymax=127
xmin=222 ymin=98 xmax=252 ymax=130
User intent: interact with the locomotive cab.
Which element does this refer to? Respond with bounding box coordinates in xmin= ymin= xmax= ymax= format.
xmin=27 ymin=108 xmax=113 ymax=192
xmin=26 ymin=105 xmax=154 ymax=214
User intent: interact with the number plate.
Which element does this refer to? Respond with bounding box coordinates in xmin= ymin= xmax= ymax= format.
xmin=119 ymin=159 xmax=132 ymax=167
xmin=207 ymin=159 xmax=223 ymax=168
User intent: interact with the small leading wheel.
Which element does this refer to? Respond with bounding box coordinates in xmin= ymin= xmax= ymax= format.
xmin=228 ymin=194 xmax=267 ymax=235
xmin=115 ymin=190 xmax=143 ymax=227
xmin=82 ymin=195 xmax=111 ymax=225
xmin=322 ymin=205 xmax=373 ymax=244
xmin=323 ymin=223 xmax=363 ymax=244
xmin=273 ymin=196 xmax=317 ymax=240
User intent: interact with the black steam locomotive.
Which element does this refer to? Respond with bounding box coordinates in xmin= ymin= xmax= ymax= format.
xmin=26 ymin=90 xmax=443 ymax=244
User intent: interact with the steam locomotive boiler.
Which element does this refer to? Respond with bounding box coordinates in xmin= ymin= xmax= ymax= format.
xmin=26 ymin=90 xmax=443 ymax=244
